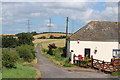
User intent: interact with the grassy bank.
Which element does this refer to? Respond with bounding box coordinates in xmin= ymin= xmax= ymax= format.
xmin=2 ymin=65 xmax=36 ymax=79
xmin=40 ymin=39 xmax=78 ymax=67
xmin=42 ymin=52 xmax=78 ymax=67
xmin=2 ymin=45 xmax=39 ymax=79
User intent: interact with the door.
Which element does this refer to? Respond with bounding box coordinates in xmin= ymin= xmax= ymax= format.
xmin=84 ymin=48 xmax=90 ymax=58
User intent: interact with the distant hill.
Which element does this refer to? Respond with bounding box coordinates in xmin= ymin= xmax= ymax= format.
xmin=70 ymin=21 xmax=120 ymax=41
xmin=33 ymin=33 xmax=71 ymax=39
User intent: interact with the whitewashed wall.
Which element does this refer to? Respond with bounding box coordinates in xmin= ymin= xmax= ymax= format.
xmin=70 ymin=41 xmax=119 ymax=64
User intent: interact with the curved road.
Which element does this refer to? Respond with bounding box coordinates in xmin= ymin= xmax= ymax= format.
xmin=35 ymin=44 xmax=116 ymax=78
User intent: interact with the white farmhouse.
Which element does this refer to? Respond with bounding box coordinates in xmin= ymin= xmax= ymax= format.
xmin=69 ymin=21 xmax=120 ymax=64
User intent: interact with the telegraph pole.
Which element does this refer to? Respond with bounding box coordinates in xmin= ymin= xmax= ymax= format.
xmin=65 ymin=17 xmax=69 ymax=57
xmin=66 ymin=17 xmax=68 ymax=39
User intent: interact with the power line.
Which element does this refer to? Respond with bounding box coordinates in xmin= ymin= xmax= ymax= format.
xmin=71 ymin=20 xmax=75 ymax=33
xmin=48 ymin=18 xmax=52 ymax=32
xmin=26 ymin=19 xmax=31 ymax=33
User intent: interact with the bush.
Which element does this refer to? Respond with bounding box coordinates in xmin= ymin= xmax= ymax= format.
xmin=48 ymin=49 xmax=56 ymax=55
xmin=49 ymin=35 xmax=54 ymax=39
xmin=54 ymin=36 xmax=66 ymax=39
xmin=2 ymin=36 xmax=18 ymax=48
xmin=16 ymin=33 xmax=34 ymax=46
xmin=47 ymin=43 xmax=57 ymax=55
xmin=80 ymin=57 xmax=91 ymax=66
xmin=31 ymin=31 xmax=38 ymax=36
xmin=38 ymin=36 xmax=46 ymax=39
xmin=2 ymin=49 xmax=18 ymax=68
xmin=61 ymin=47 xmax=67 ymax=57
xmin=15 ymin=45 xmax=36 ymax=62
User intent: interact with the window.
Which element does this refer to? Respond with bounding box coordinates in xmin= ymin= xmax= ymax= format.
xmin=113 ymin=49 xmax=120 ymax=58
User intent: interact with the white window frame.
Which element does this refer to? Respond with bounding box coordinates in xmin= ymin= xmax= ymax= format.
xmin=113 ymin=49 xmax=120 ymax=58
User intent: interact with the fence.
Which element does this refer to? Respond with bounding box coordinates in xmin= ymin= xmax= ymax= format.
xmin=73 ymin=55 xmax=120 ymax=72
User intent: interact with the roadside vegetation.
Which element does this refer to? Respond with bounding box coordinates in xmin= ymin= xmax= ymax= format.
xmin=2 ymin=65 xmax=36 ymax=79
xmin=111 ymin=71 xmax=120 ymax=76
xmin=40 ymin=39 xmax=78 ymax=67
xmin=2 ymin=32 xmax=37 ymax=79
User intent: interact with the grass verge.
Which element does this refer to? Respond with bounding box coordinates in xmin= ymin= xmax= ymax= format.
xmin=40 ymin=44 xmax=78 ymax=68
xmin=2 ymin=65 xmax=36 ymax=79
xmin=0 ymin=73 xmax=2 ymax=80
xmin=111 ymin=71 xmax=120 ymax=76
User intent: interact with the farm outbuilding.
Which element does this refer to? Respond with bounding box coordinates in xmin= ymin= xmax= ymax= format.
xmin=68 ymin=21 xmax=120 ymax=64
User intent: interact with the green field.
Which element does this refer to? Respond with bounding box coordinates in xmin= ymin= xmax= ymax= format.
xmin=2 ymin=65 xmax=36 ymax=79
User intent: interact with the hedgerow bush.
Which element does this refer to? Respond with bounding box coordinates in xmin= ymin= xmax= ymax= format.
xmin=47 ymin=43 xmax=57 ymax=55
xmin=15 ymin=45 xmax=36 ymax=62
xmin=2 ymin=49 xmax=18 ymax=68
xmin=48 ymin=49 xmax=56 ymax=55
xmin=38 ymin=36 xmax=46 ymax=39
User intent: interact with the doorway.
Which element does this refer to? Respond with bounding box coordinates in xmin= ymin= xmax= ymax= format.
xmin=84 ymin=48 xmax=91 ymax=58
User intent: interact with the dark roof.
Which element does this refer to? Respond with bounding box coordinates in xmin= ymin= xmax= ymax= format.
xmin=70 ymin=21 xmax=120 ymax=42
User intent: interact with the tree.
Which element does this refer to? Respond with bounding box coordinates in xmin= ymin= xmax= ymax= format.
xmin=49 ymin=35 xmax=54 ymax=39
xmin=2 ymin=35 xmax=17 ymax=48
xmin=31 ymin=31 xmax=38 ymax=36
xmin=16 ymin=33 xmax=34 ymax=46
xmin=38 ymin=36 xmax=46 ymax=39
xmin=15 ymin=45 xmax=36 ymax=62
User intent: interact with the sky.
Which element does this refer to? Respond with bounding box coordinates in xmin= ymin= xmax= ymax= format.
xmin=1 ymin=0 xmax=120 ymax=34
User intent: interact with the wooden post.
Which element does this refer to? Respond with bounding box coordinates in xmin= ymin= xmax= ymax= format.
xmin=91 ymin=55 xmax=93 ymax=68
xmin=112 ymin=59 xmax=116 ymax=72
xmin=102 ymin=60 xmax=105 ymax=71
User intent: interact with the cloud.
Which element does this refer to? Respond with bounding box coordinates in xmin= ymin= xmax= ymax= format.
xmin=2 ymin=0 xmax=119 ymax=2
xmin=83 ymin=6 xmax=118 ymax=23
xmin=0 ymin=0 xmax=98 ymax=2
xmin=104 ymin=0 xmax=120 ymax=2
xmin=31 ymin=13 xmax=41 ymax=17
xmin=2 ymin=2 xmax=119 ymax=34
